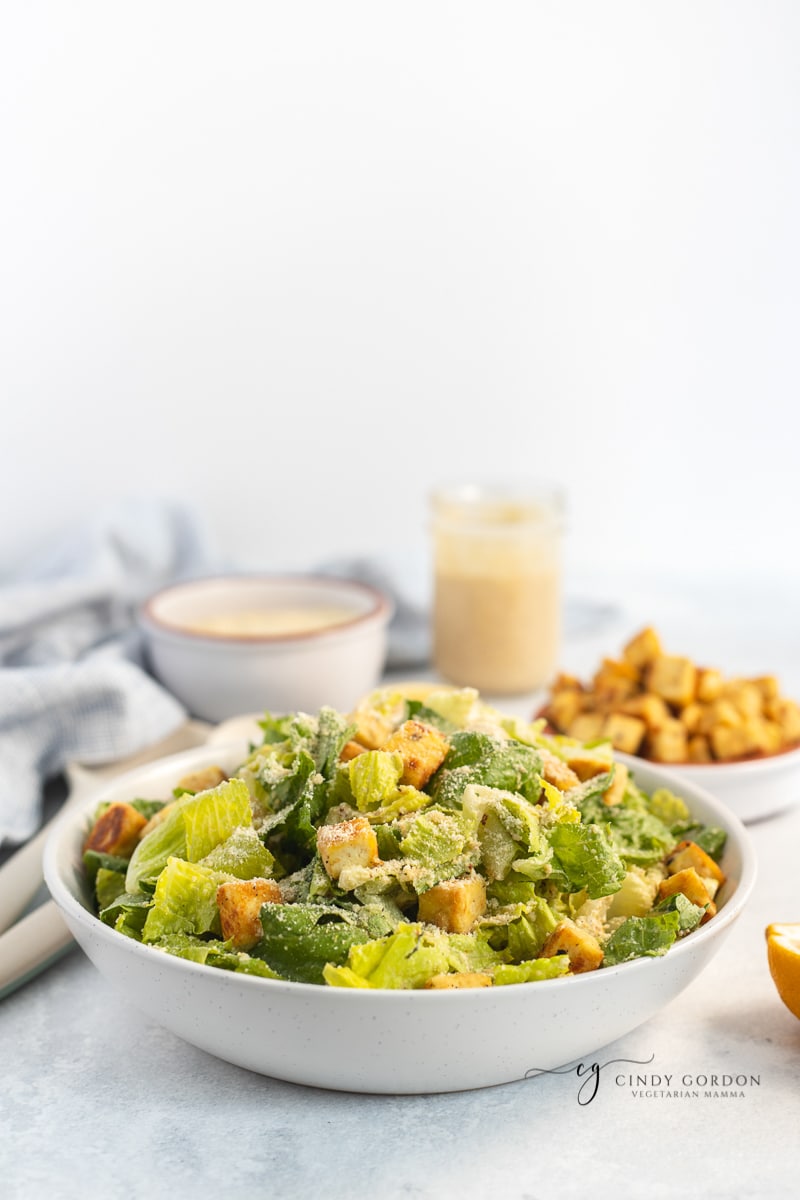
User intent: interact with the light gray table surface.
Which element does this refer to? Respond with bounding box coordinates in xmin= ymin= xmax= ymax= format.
xmin=3 ymin=573 xmax=800 ymax=1200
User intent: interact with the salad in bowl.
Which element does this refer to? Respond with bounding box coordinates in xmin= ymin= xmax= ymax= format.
xmin=80 ymin=685 xmax=731 ymax=989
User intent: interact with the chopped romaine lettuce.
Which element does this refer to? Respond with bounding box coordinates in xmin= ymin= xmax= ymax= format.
xmin=143 ymin=857 xmax=228 ymax=942
xmin=349 ymin=751 xmax=404 ymax=811
xmin=257 ymin=903 xmax=371 ymax=984
xmin=84 ymin=849 xmax=129 ymax=887
xmin=89 ymin=687 xmax=725 ymax=989
xmin=548 ymin=822 xmax=626 ymax=898
xmin=653 ymin=892 xmax=705 ymax=932
xmin=398 ymin=809 xmax=473 ymax=868
xmin=647 ymin=787 xmax=690 ymax=826
xmin=125 ymin=778 xmax=252 ymax=893
xmin=323 ymin=923 xmax=450 ymax=989
xmin=95 ymin=867 xmax=127 ymax=910
xmin=603 ymin=910 xmax=683 ymax=965
xmin=493 ymin=957 xmax=570 ymax=985
xmin=200 ymin=826 xmax=275 ymax=880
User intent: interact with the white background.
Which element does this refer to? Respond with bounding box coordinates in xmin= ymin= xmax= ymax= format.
xmin=2 ymin=2 xmax=799 ymax=595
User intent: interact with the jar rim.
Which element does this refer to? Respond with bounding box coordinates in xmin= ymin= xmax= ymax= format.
xmin=430 ymin=481 xmax=565 ymax=534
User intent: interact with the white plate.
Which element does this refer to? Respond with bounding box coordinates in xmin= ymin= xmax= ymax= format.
xmin=44 ymin=745 xmax=756 ymax=1094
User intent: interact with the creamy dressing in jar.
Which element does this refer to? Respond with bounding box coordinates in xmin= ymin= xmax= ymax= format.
xmin=431 ymin=487 xmax=563 ymax=694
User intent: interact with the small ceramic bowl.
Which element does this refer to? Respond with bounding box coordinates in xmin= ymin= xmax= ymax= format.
xmin=618 ymin=744 xmax=800 ymax=825
xmin=139 ymin=575 xmax=393 ymax=722
xmin=44 ymin=745 xmax=756 ymax=1094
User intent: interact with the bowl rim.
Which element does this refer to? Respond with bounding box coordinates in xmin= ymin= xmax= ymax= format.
xmin=43 ymin=741 xmax=758 ymax=1001
xmin=138 ymin=574 xmax=393 ymax=646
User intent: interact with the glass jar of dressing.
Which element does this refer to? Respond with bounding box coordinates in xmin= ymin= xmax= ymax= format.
xmin=431 ymin=483 xmax=564 ymax=695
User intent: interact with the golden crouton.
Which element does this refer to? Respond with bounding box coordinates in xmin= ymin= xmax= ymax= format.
xmin=542 ymin=628 xmax=800 ymax=765
xmin=665 ymin=840 xmax=726 ymax=887
xmin=618 ymin=692 xmax=672 ymax=731
xmin=546 ymin=689 xmax=584 ymax=732
xmin=602 ymin=713 xmax=646 ymax=755
xmin=696 ymin=668 xmax=724 ymax=703
xmin=646 ymin=655 xmax=697 ymax=708
xmin=350 ymin=709 xmax=392 ymax=751
xmin=540 ymin=919 xmax=604 ymax=973
xmin=767 ymin=698 xmax=800 ymax=744
xmin=551 ymin=672 xmax=584 ymax=693
xmin=623 ymin=627 xmax=663 ymax=670
xmin=725 ymin=681 xmax=763 ymax=719
xmin=657 ymin=867 xmax=716 ymax=922
xmin=708 ymin=724 xmax=756 ymax=761
xmin=175 ymin=765 xmax=227 ymax=794
xmin=687 ymin=735 xmax=713 ymax=763
xmin=84 ymin=802 xmax=147 ymax=858
xmin=562 ymin=742 xmax=614 ymax=781
xmin=418 ymin=875 xmax=487 ymax=934
xmin=425 ymin=973 xmax=493 ymax=989
xmin=647 ymin=720 xmax=689 ymax=764
xmin=746 ymin=717 xmax=783 ymax=756
xmin=382 ymin=720 xmax=449 ymax=789
xmin=699 ymin=699 xmax=742 ymax=734
xmin=753 ymin=675 xmax=780 ymax=702
xmin=566 ymin=712 xmax=606 ymax=745
xmin=603 ymin=763 xmax=629 ymax=807
xmin=216 ymin=878 xmax=282 ymax=950
xmin=539 ymin=748 xmax=581 ymax=792
xmin=316 ymin=816 xmax=380 ymax=881
xmin=593 ymin=659 xmax=640 ymax=704
xmin=339 ymin=740 xmax=368 ymax=762
xmin=680 ymin=702 xmax=704 ymax=735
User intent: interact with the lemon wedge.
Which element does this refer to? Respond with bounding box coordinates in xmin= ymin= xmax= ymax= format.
xmin=766 ymin=923 xmax=800 ymax=1020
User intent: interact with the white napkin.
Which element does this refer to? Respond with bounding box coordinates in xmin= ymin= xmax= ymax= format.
xmin=0 ymin=500 xmax=214 ymax=846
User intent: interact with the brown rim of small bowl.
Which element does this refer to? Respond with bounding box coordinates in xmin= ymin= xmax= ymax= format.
xmin=139 ymin=575 xmax=393 ymax=646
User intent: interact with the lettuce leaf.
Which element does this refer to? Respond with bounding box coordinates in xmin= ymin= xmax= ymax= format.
xmin=461 ymin=785 xmax=545 ymax=882
xmin=142 ymin=857 xmax=229 ymax=942
xmin=125 ymin=778 xmax=252 ymax=893
xmin=505 ymin=900 xmax=560 ymax=961
xmin=349 ymin=751 xmax=404 ymax=812
xmin=149 ymin=933 xmax=280 ymax=977
xmin=602 ymin=910 xmax=682 ymax=966
xmin=431 ymin=732 xmax=543 ymax=808
xmin=84 ymin=849 xmax=129 ymax=887
xmin=548 ymin=822 xmax=626 ymax=898
xmin=653 ymin=892 xmax=705 ymax=933
xmin=98 ymin=891 xmax=152 ymax=938
xmin=256 ymin=903 xmax=371 ymax=984
xmin=646 ymin=787 xmax=690 ymax=826
xmin=95 ymin=867 xmax=127 ymax=910
xmin=323 ymin=923 xmax=450 ymax=989
xmin=399 ymin=809 xmax=473 ymax=868
xmin=578 ymin=792 xmax=676 ymax=867
xmin=671 ymin=824 xmax=727 ymax=861
xmin=311 ymin=706 xmax=356 ymax=778
xmin=258 ymin=750 xmax=328 ymax=868
xmin=200 ymin=826 xmax=275 ymax=880
xmin=493 ymin=957 xmax=570 ymax=985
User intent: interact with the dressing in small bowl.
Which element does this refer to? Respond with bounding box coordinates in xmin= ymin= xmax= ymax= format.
xmin=139 ymin=575 xmax=393 ymax=722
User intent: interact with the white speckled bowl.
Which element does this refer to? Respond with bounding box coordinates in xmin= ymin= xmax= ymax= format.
xmin=44 ymin=744 xmax=756 ymax=1094
xmin=139 ymin=575 xmax=392 ymax=722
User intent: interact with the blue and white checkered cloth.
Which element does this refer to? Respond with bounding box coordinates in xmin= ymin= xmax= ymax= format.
xmin=0 ymin=500 xmax=214 ymax=846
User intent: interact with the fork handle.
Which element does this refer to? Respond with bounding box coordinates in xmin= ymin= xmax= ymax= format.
xmin=0 ymin=902 xmax=73 ymax=999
